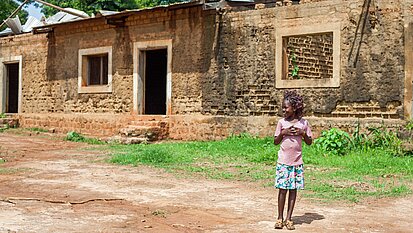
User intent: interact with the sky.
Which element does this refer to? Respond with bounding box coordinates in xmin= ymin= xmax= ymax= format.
xmin=26 ymin=2 xmax=44 ymax=20
xmin=11 ymin=0 xmax=44 ymax=20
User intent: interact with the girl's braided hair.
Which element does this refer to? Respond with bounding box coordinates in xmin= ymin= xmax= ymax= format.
xmin=284 ymin=90 xmax=304 ymax=117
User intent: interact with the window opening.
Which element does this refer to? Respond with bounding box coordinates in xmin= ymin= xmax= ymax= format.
xmin=282 ymin=32 xmax=334 ymax=80
xmin=88 ymin=54 xmax=108 ymax=85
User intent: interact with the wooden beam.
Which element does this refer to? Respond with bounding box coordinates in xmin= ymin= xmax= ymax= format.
xmin=0 ymin=0 xmax=30 ymax=29
xmin=34 ymin=0 xmax=89 ymax=19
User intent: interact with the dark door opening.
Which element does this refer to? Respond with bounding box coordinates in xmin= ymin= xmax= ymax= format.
xmin=144 ymin=49 xmax=167 ymax=115
xmin=6 ymin=63 xmax=19 ymax=113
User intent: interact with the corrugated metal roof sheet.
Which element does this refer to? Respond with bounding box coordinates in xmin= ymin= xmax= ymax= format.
xmin=22 ymin=16 xmax=43 ymax=32
xmin=45 ymin=8 xmax=88 ymax=24
xmin=5 ymin=15 xmax=23 ymax=34
xmin=0 ymin=7 xmax=89 ymax=36
xmin=32 ymin=0 xmax=204 ymax=32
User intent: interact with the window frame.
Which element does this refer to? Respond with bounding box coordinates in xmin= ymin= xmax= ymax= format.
xmin=275 ymin=23 xmax=341 ymax=88
xmin=78 ymin=46 xmax=112 ymax=94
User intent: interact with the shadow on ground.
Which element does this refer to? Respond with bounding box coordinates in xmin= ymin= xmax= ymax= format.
xmin=293 ymin=212 xmax=325 ymax=225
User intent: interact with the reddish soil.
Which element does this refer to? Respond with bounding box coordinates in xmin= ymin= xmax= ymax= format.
xmin=0 ymin=131 xmax=411 ymax=232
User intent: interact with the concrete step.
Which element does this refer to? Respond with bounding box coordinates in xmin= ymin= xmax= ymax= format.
xmin=116 ymin=117 xmax=170 ymax=144
xmin=129 ymin=120 xmax=168 ymax=127
xmin=131 ymin=115 xmax=168 ymax=122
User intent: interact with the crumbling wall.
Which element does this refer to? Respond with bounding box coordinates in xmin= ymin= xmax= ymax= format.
xmin=1 ymin=5 xmax=214 ymax=115
xmin=201 ymin=0 xmax=407 ymax=120
xmin=2 ymin=0 xmax=412 ymax=140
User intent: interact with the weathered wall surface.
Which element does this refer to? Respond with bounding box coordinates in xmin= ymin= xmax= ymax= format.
xmin=201 ymin=0 xmax=408 ymax=120
xmin=0 ymin=33 xmax=48 ymax=112
xmin=3 ymin=0 xmax=413 ymax=140
xmin=1 ymin=5 xmax=215 ymax=115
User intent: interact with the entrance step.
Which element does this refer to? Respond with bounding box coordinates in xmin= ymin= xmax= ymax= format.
xmin=113 ymin=116 xmax=169 ymax=144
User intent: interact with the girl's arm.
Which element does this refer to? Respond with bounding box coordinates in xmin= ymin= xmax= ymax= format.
xmin=302 ymin=132 xmax=312 ymax=145
xmin=295 ymin=127 xmax=312 ymax=145
xmin=274 ymin=133 xmax=283 ymax=145
xmin=274 ymin=127 xmax=291 ymax=145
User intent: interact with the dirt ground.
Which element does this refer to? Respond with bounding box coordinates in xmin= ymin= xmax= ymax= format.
xmin=0 ymin=131 xmax=412 ymax=233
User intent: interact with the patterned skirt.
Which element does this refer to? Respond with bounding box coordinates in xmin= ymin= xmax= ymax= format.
xmin=274 ymin=163 xmax=304 ymax=190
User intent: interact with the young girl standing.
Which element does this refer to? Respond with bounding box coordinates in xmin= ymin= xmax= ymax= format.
xmin=273 ymin=90 xmax=312 ymax=230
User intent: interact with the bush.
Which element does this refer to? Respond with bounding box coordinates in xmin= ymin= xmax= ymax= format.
xmin=314 ymin=128 xmax=350 ymax=156
xmin=316 ymin=125 xmax=405 ymax=156
xmin=365 ymin=127 xmax=401 ymax=149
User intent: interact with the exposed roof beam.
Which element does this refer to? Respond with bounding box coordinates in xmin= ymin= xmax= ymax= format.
xmin=0 ymin=0 xmax=30 ymax=29
xmin=34 ymin=0 xmax=90 ymax=19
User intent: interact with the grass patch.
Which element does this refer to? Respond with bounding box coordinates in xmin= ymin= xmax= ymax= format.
xmin=65 ymin=131 xmax=105 ymax=145
xmin=27 ymin=127 xmax=49 ymax=133
xmin=109 ymin=135 xmax=413 ymax=203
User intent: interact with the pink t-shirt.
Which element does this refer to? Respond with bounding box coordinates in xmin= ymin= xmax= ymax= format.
xmin=274 ymin=118 xmax=312 ymax=166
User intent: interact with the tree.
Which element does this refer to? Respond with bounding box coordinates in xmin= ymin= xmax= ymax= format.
xmin=40 ymin=0 xmax=189 ymax=17
xmin=0 ymin=0 xmax=29 ymax=31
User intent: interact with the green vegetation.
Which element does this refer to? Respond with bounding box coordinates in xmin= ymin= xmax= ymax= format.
xmin=0 ymin=124 xmax=9 ymax=133
xmin=406 ymin=119 xmax=413 ymax=131
xmin=314 ymin=125 xmax=406 ymax=157
xmin=0 ymin=0 xmax=29 ymax=31
xmin=0 ymin=113 xmax=6 ymax=118
xmin=290 ymin=49 xmax=300 ymax=79
xmin=1 ymin=0 xmax=189 ymax=31
xmin=314 ymin=128 xmax=350 ymax=156
xmin=109 ymin=131 xmax=413 ymax=203
xmin=304 ymin=144 xmax=412 ymax=202
xmin=40 ymin=0 xmax=189 ymax=17
xmin=65 ymin=131 xmax=105 ymax=145
xmin=27 ymin=127 xmax=49 ymax=133
xmin=0 ymin=146 xmax=6 ymax=173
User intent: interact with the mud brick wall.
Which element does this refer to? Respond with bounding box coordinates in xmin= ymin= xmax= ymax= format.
xmin=285 ymin=33 xmax=334 ymax=80
xmin=50 ymin=6 xmax=214 ymax=115
xmin=200 ymin=11 xmax=278 ymax=117
xmin=168 ymin=115 xmax=403 ymax=140
xmin=0 ymin=33 xmax=49 ymax=112
xmin=18 ymin=113 xmax=134 ymax=136
xmin=1 ymin=5 xmax=215 ymax=115
xmin=201 ymin=0 xmax=408 ymax=120
xmin=2 ymin=0 xmax=413 ymax=140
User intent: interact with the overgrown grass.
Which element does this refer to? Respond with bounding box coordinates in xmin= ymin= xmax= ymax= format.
xmin=109 ymin=134 xmax=413 ymax=203
xmin=303 ymin=145 xmax=412 ymax=202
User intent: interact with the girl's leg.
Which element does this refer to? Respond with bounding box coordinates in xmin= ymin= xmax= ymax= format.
xmin=286 ymin=189 xmax=297 ymax=221
xmin=277 ymin=189 xmax=287 ymax=220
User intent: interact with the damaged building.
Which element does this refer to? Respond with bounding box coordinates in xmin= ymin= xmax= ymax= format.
xmin=0 ymin=0 xmax=412 ymax=142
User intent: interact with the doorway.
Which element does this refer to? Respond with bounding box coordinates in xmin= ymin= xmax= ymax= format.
xmin=143 ymin=49 xmax=167 ymax=115
xmin=5 ymin=63 xmax=19 ymax=113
